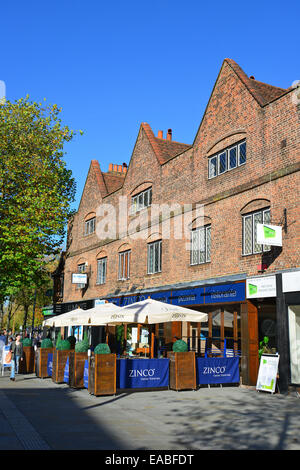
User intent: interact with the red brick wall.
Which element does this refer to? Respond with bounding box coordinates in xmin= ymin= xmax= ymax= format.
xmin=62 ymin=61 xmax=300 ymax=304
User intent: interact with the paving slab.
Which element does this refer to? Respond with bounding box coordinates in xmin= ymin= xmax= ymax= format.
xmin=0 ymin=372 xmax=299 ymax=450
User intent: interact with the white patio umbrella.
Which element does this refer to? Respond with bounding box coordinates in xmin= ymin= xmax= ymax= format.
xmin=42 ymin=308 xmax=91 ymax=327
xmin=87 ymin=302 xmax=144 ymax=326
xmin=118 ymin=298 xmax=208 ymax=324
xmin=42 ymin=303 xmax=121 ymax=327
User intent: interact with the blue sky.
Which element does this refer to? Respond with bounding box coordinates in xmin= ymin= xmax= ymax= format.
xmin=1 ymin=0 xmax=299 ymax=213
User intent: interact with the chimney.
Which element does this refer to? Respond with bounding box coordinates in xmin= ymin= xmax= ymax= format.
xmin=108 ymin=163 xmax=113 ymax=172
xmin=118 ymin=165 xmax=122 ymax=173
xmin=122 ymin=163 xmax=127 ymax=173
xmin=157 ymin=130 xmax=163 ymax=139
xmin=167 ymin=129 xmax=172 ymax=141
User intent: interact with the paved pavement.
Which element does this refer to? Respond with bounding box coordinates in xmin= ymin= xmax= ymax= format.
xmin=0 ymin=370 xmax=299 ymax=451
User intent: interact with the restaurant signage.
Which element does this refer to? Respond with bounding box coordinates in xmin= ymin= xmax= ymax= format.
xmin=117 ymin=358 xmax=169 ymax=389
xmin=196 ymin=357 xmax=240 ymax=384
xmin=256 ymin=223 xmax=282 ymax=247
xmin=246 ymin=276 xmax=276 ymax=299
xmin=63 ymin=357 xmax=69 ymax=383
xmin=84 ymin=359 xmax=89 ymax=388
xmin=115 ymin=282 xmax=245 ymax=308
xmin=204 ymin=282 xmax=245 ymax=304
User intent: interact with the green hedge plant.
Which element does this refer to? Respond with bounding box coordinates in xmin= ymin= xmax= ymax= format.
xmin=56 ymin=339 xmax=71 ymax=351
xmin=94 ymin=343 xmax=111 ymax=355
xmin=41 ymin=338 xmax=53 ymax=348
xmin=22 ymin=338 xmax=33 ymax=347
xmin=75 ymin=331 xmax=89 ymax=353
xmin=172 ymin=339 xmax=188 ymax=353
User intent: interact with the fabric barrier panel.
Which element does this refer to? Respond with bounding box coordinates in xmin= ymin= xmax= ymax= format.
xmin=47 ymin=353 xmax=53 ymax=377
xmin=84 ymin=359 xmax=89 ymax=389
xmin=197 ymin=357 xmax=240 ymax=385
xmin=117 ymin=358 xmax=169 ymax=389
xmin=63 ymin=357 xmax=69 ymax=383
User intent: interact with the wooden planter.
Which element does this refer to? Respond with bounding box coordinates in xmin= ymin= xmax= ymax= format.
xmin=167 ymin=351 xmax=196 ymax=391
xmin=88 ymin=353 xmax=116 ymax=396
xmin=69 ymin=351 xmax=88 ymax=388
xmin=52 ymin=349 xmax=71 ymax=384
xmin=20 ymin=346 xmax=35 ymax=374
xmin=35 ymin=348 xmax=53 ymax=378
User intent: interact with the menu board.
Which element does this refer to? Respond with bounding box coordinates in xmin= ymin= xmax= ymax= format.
xmin=256 ymin=354 xmax=279 ymax=393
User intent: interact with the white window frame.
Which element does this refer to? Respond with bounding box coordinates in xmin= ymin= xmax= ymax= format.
xmin=190 ymin=225 xmax=211 ymax=265
xmin=118 ymin=250 xmax=131 ymax=280
xmin=147 ymin=240 xmax=162 ymax=274
xmin=84 ymin=217 xmax=96 ymax=236
xmin=208 ymin=140 xmax=246 ymax=179
xmin=131 ymin=187 xmax=152 ymax=214
xmin=242 ymin=208 xmax=271 ymax=256
xmin=97 ymin=257 xmax=107 ymax=285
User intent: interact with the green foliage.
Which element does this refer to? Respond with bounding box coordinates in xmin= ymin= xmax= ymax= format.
xmin=57 ymin=339 xmax=71 ymax=351
xmin=172 ymin=339 xmax=188 ymax=352
xmin=94 ymin=343 xmax=111 ymax=355
xmin=0 ymin=96 xmax=80 ymax=297
xmin=116 ymin=325 xmax=132 ymax=343
xmin=41 ymin=338 xmax=53 ymax=348
xmin=22 ymin=337 xmax=32 ymax=346
xmin=258 ymin=336 xmax=272 ymax=360
xmin=75 ymin=331 xmax=89 ymax=352
xmin=56 ymin=331 xmax=62 ymax=349
xmin=66 ymin=335 xmax=76 ymax=348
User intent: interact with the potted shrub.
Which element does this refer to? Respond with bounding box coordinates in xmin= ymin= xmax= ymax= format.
xmin=52 ymin=334 xmax=71 ymax=384
xmin=20 ymin=337 xmax=35 ymax=374
xmin=88 ymin=343 xmax=116 ymax=396
xmin=167 ymin=340 xmax=196 ymax=391
xmin=69 ymin=332 xmax=89 ymax=389
xmin=35 ymin=338 xmax=54 ymax=378
xmin=66 ymin=335 xmax=77 ymax=350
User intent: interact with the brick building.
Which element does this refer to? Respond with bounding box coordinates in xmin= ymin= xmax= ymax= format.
xmin=52 ymin=59 xmax=300 ymax=391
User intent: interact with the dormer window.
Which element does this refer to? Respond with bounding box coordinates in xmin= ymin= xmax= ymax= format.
xmin=131 ymin=187 xmax=152 ymax=214
xmin=84 ymin=217 xmax=96 ymax=236
xmin=208 ymin=140 xmax=246 ymax=179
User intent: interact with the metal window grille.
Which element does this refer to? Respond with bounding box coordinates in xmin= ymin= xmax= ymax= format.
xmin=97 ymin=258 xmax=107 ymax=285
xmin=147 ymin=240 xmax=162 ymax=274
xmin=118 ymin=251 xmax=130 ymax=280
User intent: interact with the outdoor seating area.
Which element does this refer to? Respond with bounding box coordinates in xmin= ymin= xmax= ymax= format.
xmin=37 ymin=299 xmax=241 ymax=394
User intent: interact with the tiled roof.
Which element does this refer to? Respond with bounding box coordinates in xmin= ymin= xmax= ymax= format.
xmin=102 ymin=172 xmax=126 ymax=194
xmin=225 ymin=58 xmax=288 ymax=106
xmin=141 ymin=123 xmax=191 ymax=164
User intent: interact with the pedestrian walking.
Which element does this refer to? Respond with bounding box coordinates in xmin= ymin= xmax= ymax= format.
xmin=10 ymin=334 xmax=23 ymax=381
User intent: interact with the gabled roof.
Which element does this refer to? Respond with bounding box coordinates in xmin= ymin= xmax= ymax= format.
xmin=141 ymin=123 xmax=191 ymax=164
xmin=225 ymin=58 xmax=288 ymax=106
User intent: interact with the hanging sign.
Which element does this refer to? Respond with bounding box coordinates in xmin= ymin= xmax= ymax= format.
xmin=246 ymin=276 xmax=276 ymax=299
xmin=257 ymin=223 xmax=282 ymax=247
xmin=72 ymin=273 xmax=87 ymax=284
xmin=256 ymin=354 xmax=279 ymax=393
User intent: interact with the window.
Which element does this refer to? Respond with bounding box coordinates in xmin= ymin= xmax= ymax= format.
xmin=85 ymin=217 xmax=96 ymax=236
xmin=208 ymin=140 xmax=246 ymax=179
xmin=190 ymin=225 xmax=211 ymax=265
xmin=118 ymin=250 xmax=130 ymax=280
xmin=147 ymin=240 xmax=162 ymax=274
xmin=243 ymin=208 xmax=271 ymax=255
xmin=97 ymin=258 xmax=107 ymax=285
xmin=131 ymin=187 xmax=152 ymax=214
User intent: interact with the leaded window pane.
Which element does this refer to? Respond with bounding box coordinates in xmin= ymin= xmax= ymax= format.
xmin=253 ymin=211 xmax=263 ymax=253
xmin=206 ymin=226 xmax=211 ymax=262
xmin=239 ymin=142 xmax=246 ymax=165
xmin=263 ymin=209 xmax=271 ymax=252
xmin=219 ymin=151 xmax=227 ymax=174
xmin=209 ymin=156 xmax=217 ymax=178
xmin=243 ymin=215 xmax=252 ymax=255
xmin=229 ymin=147 xmax=237 ymax=169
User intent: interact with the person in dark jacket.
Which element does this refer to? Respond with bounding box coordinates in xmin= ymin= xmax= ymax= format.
xmin=10 ymin=334 xmax=23 ymax=381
